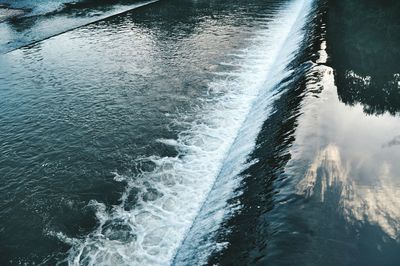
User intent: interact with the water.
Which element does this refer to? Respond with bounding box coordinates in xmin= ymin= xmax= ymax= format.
xmin=1 ymin=0 xmax=83 ymax=15
xmin=173 ymin=1 xmax=313 ymax=264
xmin=0 ymin=0 xmax=158 ymax=53
xmin=206 ymin=1 xmax=400 ymax=265
xmin=0 ymin=0 xmax=312 ymax=264
xmin=1 ymin=0 xmax=400 ymax=265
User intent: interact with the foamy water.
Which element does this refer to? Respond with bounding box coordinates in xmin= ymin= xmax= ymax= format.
xmin=60 ymin=0 xmax=314 ymax=265
xmin=174 ymin=0 xmax=313 ymax=264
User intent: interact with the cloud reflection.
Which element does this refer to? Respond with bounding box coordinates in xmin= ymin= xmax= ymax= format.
xmin=297 ymin=144 xmax=400 ymax=240
xmin=383 ymin=135 xmax=400 ymax=148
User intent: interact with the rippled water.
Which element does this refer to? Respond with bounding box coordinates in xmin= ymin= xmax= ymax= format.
xmin=1 ymin=0 xmax=400 ymax=265
xmin=0 ymin=0 xmax=311 ymax=264
xmin=0 ymin=0 xmax=158 ymax=53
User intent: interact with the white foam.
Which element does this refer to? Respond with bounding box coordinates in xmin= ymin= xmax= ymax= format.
xmin=173 ymin=0 xmax=314 ymax=264
xmin=63 ymin=0 xmax=314 ymax=265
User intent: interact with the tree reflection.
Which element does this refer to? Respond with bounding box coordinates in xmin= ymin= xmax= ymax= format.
xmin=328 ymin=0 xmax=400 ymax=115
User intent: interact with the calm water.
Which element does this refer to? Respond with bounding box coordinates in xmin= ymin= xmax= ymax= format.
xmin=0 ymin=0 xmax=400 ymax=265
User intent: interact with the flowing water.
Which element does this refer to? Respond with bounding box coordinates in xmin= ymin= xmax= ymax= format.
xmin=1 ymin=0 xmax=400 ymax=265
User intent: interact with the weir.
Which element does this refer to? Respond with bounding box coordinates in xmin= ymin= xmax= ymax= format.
xmin=2 ymin=0 xmax=400 ymax=264
xmin=173 ymin=0 xmax=314 ymax=264
xmin=66 ymin=0 xmax=315 ymax=265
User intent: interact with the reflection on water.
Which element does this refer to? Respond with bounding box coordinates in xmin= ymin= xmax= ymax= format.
xmin=384 ymin=135 xmax=400 ymax=148
xmin=296 ymin=52 xmax=400 ymax=239
xmin=328 ymin=0 xmax=400 ymax=115
xmin=214 ymin=0 xmax=400 ymax=261
xmin=1 ymin=0 xmax=400 ymax=264
xmin=298 ymin=144 xmax=400 ymax=240
xmin=204 ymin=0 xmax=400 ymax=264
xmin=287 ymin=28 xmax=400 ymax=263
xmin=205 ymin=2 xmax=328 ymax=264
xmin=297 ymin=144 xmax=347 ymax=203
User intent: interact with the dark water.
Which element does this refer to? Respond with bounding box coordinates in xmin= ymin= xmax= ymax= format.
xmin=1 ymin=0 xmax=400 ymax=265
xmin=328 ymin=0 xmax=400 ymax=116
xmin=207 ymin=1 xmax=400 ymax=265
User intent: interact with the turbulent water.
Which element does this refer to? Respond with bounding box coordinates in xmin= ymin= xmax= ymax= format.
xmin=1 ymin=0 xmax=400 ymax=265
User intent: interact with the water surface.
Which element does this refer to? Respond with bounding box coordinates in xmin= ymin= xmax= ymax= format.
xmin=1 ymin=0 xmax=400 ymax=265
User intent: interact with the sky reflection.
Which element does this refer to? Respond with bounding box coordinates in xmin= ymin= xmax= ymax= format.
xmin=295 ymin=60 xmax=400 ymax=240
xmin=298 ymin=143 xmax=400 ymax=240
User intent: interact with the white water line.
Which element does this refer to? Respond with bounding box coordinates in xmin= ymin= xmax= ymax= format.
xmin=172 ymin=0 xmax=314 ymax=264
xmin=62 ymin=1 xmax=314 ymax=265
